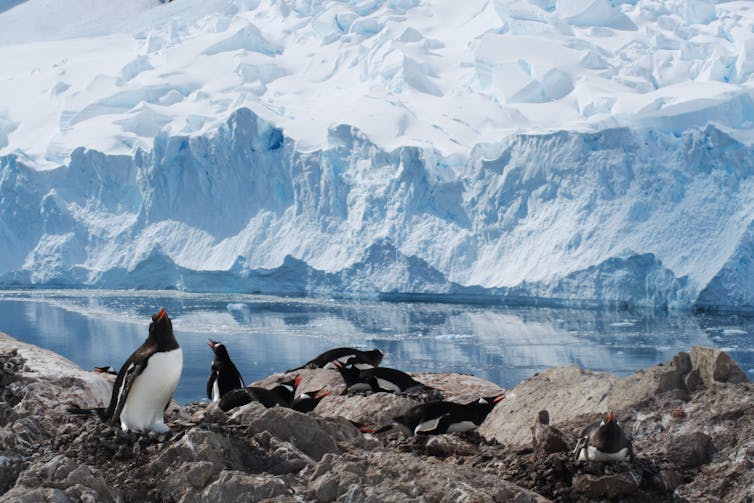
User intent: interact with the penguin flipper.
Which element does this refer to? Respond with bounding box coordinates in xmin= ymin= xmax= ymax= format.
xmin=111 ymin=358 xmax=149 ymax=425
xmin=414 ymin=414 xmax=449 ymax=435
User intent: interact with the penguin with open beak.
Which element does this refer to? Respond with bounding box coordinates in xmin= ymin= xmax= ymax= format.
xmin=206 ymin=340 xmax=245 ymax=402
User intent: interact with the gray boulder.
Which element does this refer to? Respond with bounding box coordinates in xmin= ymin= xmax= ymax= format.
xmin=480 ymin=365 xmax=617 ymax=447
xmin=691 ymin=346 xmax=749 ymax=387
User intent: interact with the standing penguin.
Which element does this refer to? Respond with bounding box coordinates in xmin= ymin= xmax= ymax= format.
xmin=574 ymin=411 xmax=633 ymax=462
xmin=378 ymin=394 xmax=505 ymax=435
xmin=103 ymin=308 xmax=183 ymax=433
xmin=206 ymin=340 xmax=245 ymax=402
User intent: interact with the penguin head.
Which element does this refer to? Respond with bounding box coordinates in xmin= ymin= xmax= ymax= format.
xmin=366 ymin=349 xmax=385 ymax=365
xmin=150 ymin=308 xmax=172 ymax=331
xmin=149 ymin=308 xmax=178 ymax=348
xmin=208 ymin=339 xmax=231 ymax=360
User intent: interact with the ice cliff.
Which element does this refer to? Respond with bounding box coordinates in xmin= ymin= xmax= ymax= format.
xmin=2 ymin=108 xmax=753 ymax=311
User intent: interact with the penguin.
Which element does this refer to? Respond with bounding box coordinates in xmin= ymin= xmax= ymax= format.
xmin=574 ymin=411 xmax=633 ymax=462
xmin=103 ymin=308 xmax=183 ymax=433
xmin=93 ymin=366 xmax=118 ymax=376
xmin=291 ymin=387 xmax=330 ymax=413
xmin=218 ymin=376 xmax=300 ymax=412
xmin=289 ymin=347 xmax=384 ymax=371
xmin=335 ymin=363 xmax=428 ymax=393
xmin=378 ymin=394 xmax=505 ymax=435
xmin=206 ymin=340 xmax=245 ymax=402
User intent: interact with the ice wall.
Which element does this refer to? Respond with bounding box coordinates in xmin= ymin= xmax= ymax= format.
xmin=2 ymin=108 xmax=753 ymax=311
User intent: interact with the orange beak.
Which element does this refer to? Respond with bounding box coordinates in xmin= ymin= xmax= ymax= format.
xmin=294 ymin=375 xmax=302 ymax=388
xmin=493 ymin=394 xmax=505 ymax=403
xmin=314 ymin=388 xmax=330 ymax=399
xmin=607 ymin=411 xmax=616 ymax=423
xmin=156 ymin=308 xmax=167 ymax=321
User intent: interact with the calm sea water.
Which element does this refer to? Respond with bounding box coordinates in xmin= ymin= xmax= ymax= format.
xmin=0 ymin=289 xmax=753 ymax=404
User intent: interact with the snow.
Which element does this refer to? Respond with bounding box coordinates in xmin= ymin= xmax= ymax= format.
xmin=1 ymin=0 xmax=754 ymax=311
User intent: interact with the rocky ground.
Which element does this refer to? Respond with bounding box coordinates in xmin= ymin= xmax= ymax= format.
xmin=1 ymin=332 xmax=753 ymax=502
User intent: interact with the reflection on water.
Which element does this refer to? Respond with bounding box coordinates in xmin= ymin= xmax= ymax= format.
xmin=0 ymin=290 xmax=752 ymax=404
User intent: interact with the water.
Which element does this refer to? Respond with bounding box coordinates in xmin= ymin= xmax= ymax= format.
xmin=1 ymin=289 xmax=753 ymax=404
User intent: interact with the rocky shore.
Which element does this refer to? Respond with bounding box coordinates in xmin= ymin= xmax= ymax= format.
xmin=2 ymin=332 xmax=753 ymax=502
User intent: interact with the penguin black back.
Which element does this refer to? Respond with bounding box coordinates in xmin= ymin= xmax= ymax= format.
xmin=207 ymin=340 xmax=245 ymax=401
xmin=218 ymin=376 xmax=300 ymax=412
xmin=336 ymin=365 xmax=426 ymax=393
xmin=289 ymin=347 xmax=384 ymax=371
xmin=387 ymin=394 xmax=504 ymax=435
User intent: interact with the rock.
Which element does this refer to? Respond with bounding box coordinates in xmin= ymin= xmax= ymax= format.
xmin=667 ymin=432 xmax=713 ymax=468
xmin=5 ymin=455 xmax=118 ymax=502
xmin=152 ymin=429 xmax=267 ymax=473
xmin=425 ymin=435 xmax=477 ymax=457
xmin=532 ymin=410 xmax=571 ymax=457
xmin=684 ymin=368 xmax=704 ymax=392
xmin=572 ymin=470 xmax=641 ymax=499
xmin=314 ymin=392 xmax=419 ymax=426
xmin=312 ymin=472 xmax=339 ymax=502
xmin=156 ymin=461 xmax=220 ymax=501
xmin=202 ymin=471 xmax=291 ymax=502
xmin=608 ymin=352 xmax=691 ymax=410
xmin=691 ymin=346 xmax=749 ymax=387
xmin=480 ymin=366 xmax=617 ymax=447
xmin=408 ymin=372 xmax=505 ymax=403
xmin=243 ymin=406 xmax=353 ymax=460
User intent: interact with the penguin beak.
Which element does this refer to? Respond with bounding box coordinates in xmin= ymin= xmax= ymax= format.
xmin=332 ymin=360 xmax=344 ymax=369
xmin=493 ymin=394 xmax=506 ymax=403
xmin=156 ymin=308 xmax=167 ymax=321
xmin=314 ymin=388 xmax=330 ymax=399
xmin=294 ymin=375 xmax=302 ymax=388
xmin=208 ymin=340 xmax=217 ymax=350
xmin=607 ymin=411 xmax=616 ymax=423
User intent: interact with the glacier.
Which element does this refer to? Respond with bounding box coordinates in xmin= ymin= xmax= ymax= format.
xmin=2 ymin=0 xmax=754 ymax=312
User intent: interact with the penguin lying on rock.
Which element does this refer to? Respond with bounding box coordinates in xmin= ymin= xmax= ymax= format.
xmin=206 ymin=339 xmax=245 ymax=402
xmin=291 ymin=387 xmax=331 ymax=413
xmin=574 ymin=411 xmax=633 ymax=462
xmin=218 ymin=376 xmax=300 ymax=412
xmin=288 ymin=347 xmax=384 ymax=371
xmin=376 ymin=395 xmax=505 ymax=435
xmin=70 ymin=308 xmax=183 ymax=433
xmin=335 ymin=363 xmax=430 ymax=394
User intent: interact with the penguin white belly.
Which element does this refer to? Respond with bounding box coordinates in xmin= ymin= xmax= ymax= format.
xmin=211 ymin=379 xmax=220 ymax=402
xmin=375 ymin=377 xmax=402 ymax=393
xmin=445 ymin=420 xmax=477 ymax=433
xmin=120 ymin=349 xmax=183 ymax=433
xmin=579 ymin=446 xmax=630 ymax=462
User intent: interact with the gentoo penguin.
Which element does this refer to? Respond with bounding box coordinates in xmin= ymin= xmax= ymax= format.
xmin=574 ymin=411 xmax=633 ymax=462
xmin=291 ymin=387 xmax=330 ymax=413
xmin=335 ymin=363 xmax=427 ymax=393
xmin=103 ymin=308 xmax=183 ymax=433
xmin=93 ymin=366 xmax=118 ymax=376
xmin=378 ymin=394 xmax=505 ymax=435
xmin=218 ymin=376 xmax=300 ymax=412
xmin=289 ymin=347 xmax=384 ymax=371
xmin=206 ymin=340 xmax=245 ymax=402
